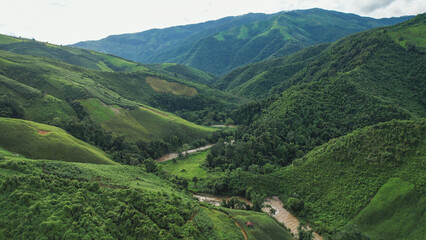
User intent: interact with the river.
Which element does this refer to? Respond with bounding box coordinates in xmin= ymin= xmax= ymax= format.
xmin=194 ymin=194 xmax=322 ymax=240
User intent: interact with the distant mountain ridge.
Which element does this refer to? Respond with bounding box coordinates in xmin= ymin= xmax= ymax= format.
xmin=71 ymin=8 xmax=412 ymax=74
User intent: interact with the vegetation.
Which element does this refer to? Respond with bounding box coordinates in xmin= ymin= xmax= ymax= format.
xmin=0 ymin=147 xmax=292 ymax=239
xmin=0 ymin=117 xmax=115 ymax=164
xmin=207 ymin=14 xmax=425 ymax=171
xmin=0 ymin=35 xmax=243 ymax=126
xmin=73 ymin=9 xmax=411 ymax=74
xmin=215 ymin=120 xmax=425 ymax=238
xmin=350 ymin=178 xmax=425 ymax=239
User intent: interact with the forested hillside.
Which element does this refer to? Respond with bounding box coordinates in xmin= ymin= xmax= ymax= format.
xmin=72 ymin=9 xmax=411 ymax=74
xmin=0 ymin=146 xmax=291 ymax=239
xmin=207 ymin=14 xmax=425 ymax=170
xmin=223 ymin=119 xmax=425 ymax=239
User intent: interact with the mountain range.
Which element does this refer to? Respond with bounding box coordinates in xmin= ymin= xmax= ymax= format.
xmin=72 ymin=8 xmax=412 ymax=75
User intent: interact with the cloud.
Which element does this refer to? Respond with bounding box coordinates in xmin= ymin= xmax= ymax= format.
xmin=356 ymin=0 xmax=396 ymax=13
xmin=49 ymin=2 xmax=66 ymax=7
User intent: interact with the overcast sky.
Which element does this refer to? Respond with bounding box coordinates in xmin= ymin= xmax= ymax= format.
xmin=0 ymin=0 xmax=424 ymax=45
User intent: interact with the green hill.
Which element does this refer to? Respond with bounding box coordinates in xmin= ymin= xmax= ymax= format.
xmin=0 ymin=34 xmax=242 ymax=124
xmin=0 ymin=48 xmax=221 ymax=143
xmin=0 ymin=147 xmax=292 ymax=239
xmin=222 ymin=119 xmax=425 ymax=238
xmin=276 ymin=120 xmax=425 ymax=238
xmin=79 ymin=98 xmax=215 ymax=143
xmin=0 ymin=118 xmax=115 ymax=164
xmin=207 ymin=14 xmax=425 ymax=170
xmin=72 ymin=9 xmax=411 ymax=74
xmin=216 ymin=43 xmax=329 ymax=99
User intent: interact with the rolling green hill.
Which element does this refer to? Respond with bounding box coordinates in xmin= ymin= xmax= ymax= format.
xmin=207 ymin=14 xmax=425 ymax=170
xmin=0 ymin=47 xmax=222 ymax=143
xmin=72 ymin=9 xmax=411 ymax=74
xmin=79 ymin=98 xmax=215 ymax=143
xmin=0 ymin=34 xmax=219 ymax=86
xmin=0 ymin=147 xmax=292 ymax=239
xmin=0 ymin=34 xmax=243 ymax=125
xmin=0 ymin=117 xmax=115 ymax=164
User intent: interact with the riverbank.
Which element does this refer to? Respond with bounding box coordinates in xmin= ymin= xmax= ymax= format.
xmin=195 ymin=194 xmax=322 ymax=240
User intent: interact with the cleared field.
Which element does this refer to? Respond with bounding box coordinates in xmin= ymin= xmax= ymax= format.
xmin=145 ymin=76 xmax=198 ymax=96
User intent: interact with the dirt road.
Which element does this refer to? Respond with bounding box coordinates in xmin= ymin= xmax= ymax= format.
xmin=155 ymin=144 xmax=214 ymax=162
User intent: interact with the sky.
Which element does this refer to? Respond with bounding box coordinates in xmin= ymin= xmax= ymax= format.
xmin=0 ymin=0 xmax=424 ymax=45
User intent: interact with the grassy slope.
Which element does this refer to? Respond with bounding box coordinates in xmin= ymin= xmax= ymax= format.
xmin=351 ymin=177 xmax=425 ymax=239
xmin=149 ymin=63 xmax=218 ymax=85
xmin=0 ymin=34 xmax=241 ymax=106
xmin=161 ymin=152 xmax=211 ymax=179
xmin=0 ymin=118 xmax=116 ymax=164
xmin=0 ymin=49 xmax=219 ymax=143
xmin=231 ymin=209 xmax=293 ymax=240
xmin=80 ymin=98 xmax=215 ymax=142
xmin=145 ymin=76 xmax=198 ymax=97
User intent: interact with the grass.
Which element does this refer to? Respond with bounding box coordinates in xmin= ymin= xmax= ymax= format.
xmin=351 ymin=177 xmax=425 ymax=239
xmin=387 ymin=14 xmax=426 ymax=50
xmin=0 ymin=117 xmax=116 ymax=165
xmin=200 ymin=207 xmax=245 ymax=239
xmin=159 ymin=151 xmax=224 ymax=192
xmin=161 ymin=151 xmax=211 ymax=179
xmin=145 ymin=76 xmax=198 ymax=97
xmin=81 ymin=98 xmax=215 ymax=142
xmin=230 ymin=209 xmax=293 ymax=240
xmin=79 ymin=98 xmax=118 ymax=123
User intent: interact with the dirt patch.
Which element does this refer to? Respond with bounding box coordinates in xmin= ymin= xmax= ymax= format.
xmin=232 ymin=217 xmax=248 ymax=240
xmin=38 ymin=130 xmax=51 ymax=135
xmin=102 ymin=102 xmax=121 ymax=114
xmin=156 ymin=144 xmax=214 ymax=162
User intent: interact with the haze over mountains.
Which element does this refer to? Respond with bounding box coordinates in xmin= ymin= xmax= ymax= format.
xmin=72 ymin=8 xmax=412 ymax=75
xmin=0 ymin=7 xmax=424 ymax=240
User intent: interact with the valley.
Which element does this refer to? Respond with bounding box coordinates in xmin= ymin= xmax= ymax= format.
xmin=0 ymin=8 xmax=424 ymax=240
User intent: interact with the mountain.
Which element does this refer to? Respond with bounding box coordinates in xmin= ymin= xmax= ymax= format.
xmin=72 ymin=8 xmax=412 ymax=75
xmin=207 ymin=14 xmax=425 ymax=169
xmin=218 ymin=13 xmax=425 ymax=99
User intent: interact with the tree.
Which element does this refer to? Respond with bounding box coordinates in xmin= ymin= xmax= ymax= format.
xmin=182 ymin=144 xmax=190 ymax=158
xmin=298 ymin=224 xmax=314 ymax=240
xmin=250 ymin=192 xmax=265 ymax=212
xmin=192 ymin=177 xmax=198 ymax=186
xmin=224 ymin=118 xmax=234 ymax=126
